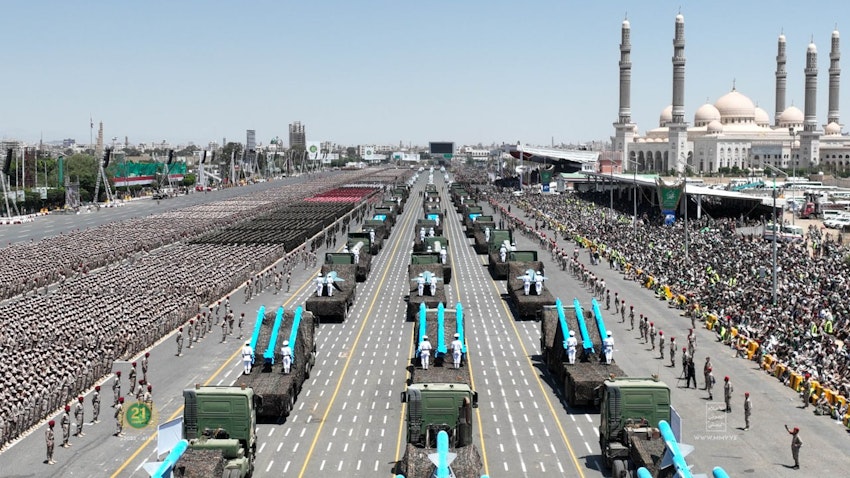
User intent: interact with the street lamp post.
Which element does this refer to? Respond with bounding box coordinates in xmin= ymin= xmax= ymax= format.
xmin=763 ymin=163 xmax=788 ymax=306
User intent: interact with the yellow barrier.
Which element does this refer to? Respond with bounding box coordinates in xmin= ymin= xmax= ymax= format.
xmin=774 ymin=363 xmax=786 ymax=379
xmin=677 ymin=294 xmax=687 ymax=305
xmin=811 ymin=381 xmax=822 ymax=402
xmin=746 ymin=341 xmax=758 ymax=360
xmin=730 ymin=327 xmax=738 ymax=338
xmin=823 ymin=389 xmax=836 ymax=405
xmin=705 ymin=314 xmax=717 ymax=330
xmin=762 ymin=354 xmax=775 ymax=371
xmin=663 ymin=285 xmax=672 ymax=300
xmin=789 ymin=372 xmax=802 ymax=391
xmin=646 ymin=276 xmax=655 ymax=288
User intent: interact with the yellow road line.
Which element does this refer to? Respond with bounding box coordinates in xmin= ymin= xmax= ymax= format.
xmin=298 ymin=199 xmax=416 ymax=478
xmin=451 ymin=225 xmax=490 ymax=476
xmin=393 ymin=325 xmax=414 ymax=471
xmin=110 ymin=270 xmax=313 ymax=477
xmin=484 ymin=254 xmax=587 ymax=478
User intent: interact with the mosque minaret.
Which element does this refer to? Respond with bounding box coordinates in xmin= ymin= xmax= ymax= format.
xmin=828 ymin=29 xmax=841 ymax=127
xmin=668 ymin=14 xmax=689 ymax=174
xmin=612 ymin=18 xmax=636 ymax=160
xmin=775 ymin=34 xmax=787 ymax=127
xmin=616 ymin=14 xmax=850 ymax=175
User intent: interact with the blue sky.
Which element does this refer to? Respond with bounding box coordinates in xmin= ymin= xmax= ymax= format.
xmin=1 ymin=1 xmax=848 ymax=148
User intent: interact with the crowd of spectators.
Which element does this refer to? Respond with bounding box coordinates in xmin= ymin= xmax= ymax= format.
xmin=0 ymin=169 xmax=388 ymax=450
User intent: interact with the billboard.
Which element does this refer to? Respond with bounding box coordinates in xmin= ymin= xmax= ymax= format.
xmin=307 ymin=141 xmax=321 ymax=160
xmin=429 ymin=142 xmax=454 ymax=155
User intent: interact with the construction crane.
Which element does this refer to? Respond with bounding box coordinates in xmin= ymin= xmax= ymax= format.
xmin=92 ymin=148 xmax=115 ymax=204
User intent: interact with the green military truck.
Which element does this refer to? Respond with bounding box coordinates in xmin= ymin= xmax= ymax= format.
xmin=397 ymin=303 xmax=482 ymax=478
xmin=598 ymin=377 xmax=672 ymax=477
xmin=486 ymin=229 xmax=514 ymax=278
xmin=174 ymin=385 xmax=258 ymax=478
xmin=407 ymin=254 xmax=448 ymax=321
xmin=471 ymin=215 xmax=496 ymax=254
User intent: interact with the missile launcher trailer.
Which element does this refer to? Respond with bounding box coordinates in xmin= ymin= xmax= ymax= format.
xmin=398 ymin=303 xmax=482 ymax=478
xmin=238 ymin=306 xmax=317 ymax=421
xmin=174 ymin=385 xmax=258 ymax=478
xmin=407 ymin=260 xmax=447 ymax=321
xmin=336 ymin=238 xmax=371 ymax=282
xmin=471 ymin=215 xmax=496 ymax=254
xmin=540 ymin=299 xmax=625 ymax=408
xmin=349 ymin=230 xmax=381 ymax=256
xmin=305 ymin=266 xmax=357 ymax=322
xmin=485 ymin=230 xmax=514 ymax=279
xmin=373 ymin=206 xmax=396 ymax=229
xmin=462 ymin=206 xmax=484 ymax=237
xmin=507 ymin=262 xmax=556 ymax=320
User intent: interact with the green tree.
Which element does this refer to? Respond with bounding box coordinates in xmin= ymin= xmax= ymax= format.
xmin=64 ymin=154 xmax=99 ymax=199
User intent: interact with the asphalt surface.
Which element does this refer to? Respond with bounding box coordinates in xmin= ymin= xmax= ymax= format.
xmin=0 ymin=172 xmax=846 ymax=478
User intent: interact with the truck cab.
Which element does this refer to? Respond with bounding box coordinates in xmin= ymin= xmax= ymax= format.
xmin=401 ymin=384 xmax=478 ymax=448
xmin=598 ymin=377 xmax=671 ymax=470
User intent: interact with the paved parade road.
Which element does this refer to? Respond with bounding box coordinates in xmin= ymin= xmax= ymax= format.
xmin=0 ymin=171 xmax=847 ymax=477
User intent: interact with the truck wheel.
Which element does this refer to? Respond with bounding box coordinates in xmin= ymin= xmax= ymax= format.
xmin=612 ymin=459 xmax=627 ymax=478
xmin=222 ymin=469 xmax=241 ymax=478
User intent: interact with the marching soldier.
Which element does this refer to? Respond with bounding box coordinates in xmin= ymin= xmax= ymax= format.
xmin=686 ymin=355 xmax=697 ymax=389
xmin=141 ymin=352 xmax=149 ymax=381
xmin=237 ymin=312 xmax=245 ymax=339
xmin=704 ymin=357 xmax=713 ymax=390
xmin=649 ymin=322 xmax=656 ymax=350
xmin=658 ymin=331 xmax=665 ymax=359
xmin=175 ymin=327 xmax=184 ymax=356
xmin=669 ymin=337 xmax=676 ymax=367
xmin=220 ymin=318 xmax=228 ymax=343
xmin=114 ymin=397 xmax=124 ymax=437
xmin=228 ymin=311 xmax=235 ymax=335
xmin=112 ymin=371 xmax=121 ymax=407
xmin=45 ymin=420 xmax=56 ymax=465
xmin=128 ymin=363 xmax=137 ymax=394
xmin=136 ymin=380 xmax=146 ymax=402
xmin=73 ymin=396 xmax=85 ymax=437
xmin=706 ymin=367 xmax=715 ymax=400
xmin=724 ymin=376 xmax=734 ymax=412
xmin=743 ymin=392 xmax=752 ymax=431
xmin=91 ymin=385 xmax=101 ymax=423
xmin=187 ymin=319 xmax=195 ymax=348
xmin=628 ymin=306 xmax=635 ymax=328
xmin=60 ymin=405 xmax=71 ymax=448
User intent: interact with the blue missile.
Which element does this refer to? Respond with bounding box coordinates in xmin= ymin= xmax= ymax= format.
xmin=659 ymin=419 xmax=696 ymax=477
xmin=712 ymin=467 xmax=731 ymax=478
xmin=636 ymin=467 xmax=653 ymax=478
xmin=427 ymin=430 xmax=457 ymax=478
xmin=147 ymin=439 xmax=188 ymax=478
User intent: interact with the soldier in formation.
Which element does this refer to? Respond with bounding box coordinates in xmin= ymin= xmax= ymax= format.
xmin=45 ymin=420 xmax=55 ymax=465
xmin=73 ymin=396 xmax=85 ymax=437
xmin=114 ymin=397 xmax=124 ymax=437
xmin=280 ymin=340 xmax=293 ymax=375
xmin=91 ymin=385 xmax=101 ymax=423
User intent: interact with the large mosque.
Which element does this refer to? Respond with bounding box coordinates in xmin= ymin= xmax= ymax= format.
xmin=613 ymin=14 xmax=850 ymax=175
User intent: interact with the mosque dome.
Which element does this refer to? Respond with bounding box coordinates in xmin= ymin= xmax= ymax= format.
xmin=778 ymin=106 xmax=804 ymax=126
xmin=707 ymin=120 xmax=723 ymax=133
xmin=808 ymin=42 xmax=817 ymax=54
xmin=825 ymin=122 xmax=841 ymax=135
xmin=659 ymin=105 xmax=673 ymax=126
xmin=714 ymin=89 xmax=756 ymax=122
xmin=694 ymin=103 xmax=721 ymax=126
xmin=754 ymin=107 xmax=770 ymax=126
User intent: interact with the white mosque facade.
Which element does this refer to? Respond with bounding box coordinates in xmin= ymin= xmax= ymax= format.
xmin=613 ymin=16 xmax=850 ymax=175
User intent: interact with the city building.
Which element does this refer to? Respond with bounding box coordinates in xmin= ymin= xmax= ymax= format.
xmin=289 ymin=121 xmax=306 ymax=149
xmin=613 ymin=15 xmax=850 ymax=175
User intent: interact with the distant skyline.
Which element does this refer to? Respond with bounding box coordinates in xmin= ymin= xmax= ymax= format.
xmin=2 ymin=1 xmax=849 ymax=147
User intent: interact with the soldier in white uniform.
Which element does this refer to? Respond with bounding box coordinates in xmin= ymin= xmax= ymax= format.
xmin=419 ymin=336 xmax=432 ymax=370
xmin=534 ymin=271 xmax=544 ymax=295
xmin=522 ymin=273 xmax=532 ymax=296
xmin=241 ymin=341 xmax=253 ymax=375
xmin=439 ymin=247 xmax=447 ymax=264
xmin=499 ymin=243 xmax=508 ymax=262
xmin=484 ymin=227 xmax=491 ymax=243
xmin=603 ymin=331 xmax=614 ymax=364
xmin=450 ymin=333 xmax=463 ymax=369
xmin=428 ymin=227 xmax=435 ymax=237
xmin=369 ymin=229 xmax=375 ymax=243
xmin=280 ymin=340 xmax=293 ymax=374
xmin=420 ymin=227 xmax=426 ymax=241
xmin=325 ymin=274 xmax=335 ymax=297
xmin=429 ymin=275 xmax=437 ymax=296
xmin=353 ymin=247 xmax=360 ymax=265
xmin=416 ymin=275 xmax=425 ymax=297
xmin=566 ymin=330 xmax=578 ymax=364
xmin=315 ymin=272 xmax=324 ymax=296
